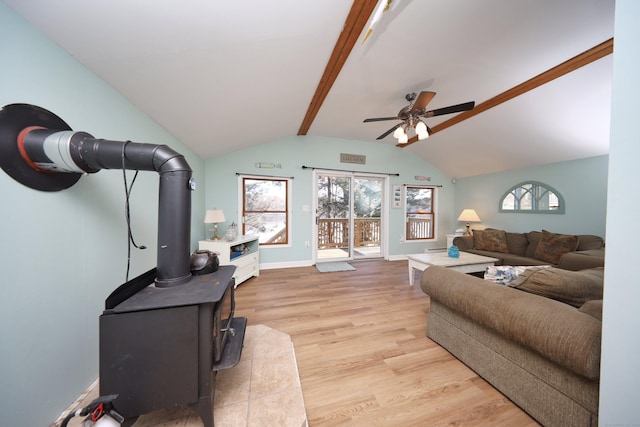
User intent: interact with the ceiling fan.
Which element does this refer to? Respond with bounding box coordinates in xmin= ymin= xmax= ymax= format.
xmin=363 ymin=91 xmax=475 ymax=143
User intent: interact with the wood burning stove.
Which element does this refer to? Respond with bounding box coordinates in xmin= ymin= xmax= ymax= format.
xmin=100 ymin=265 xmax=246 ymax=427
xmin=0 ymin=104 xmax=248 ymax=426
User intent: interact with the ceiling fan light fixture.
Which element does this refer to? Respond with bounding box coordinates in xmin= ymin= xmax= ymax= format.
xmin=364 ymin=91 xmax=475 ymax=144
xmin=392 ymin=126 xmax=404 ymax=139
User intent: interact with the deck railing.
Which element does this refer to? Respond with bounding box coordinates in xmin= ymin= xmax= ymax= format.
xmin=406 ymin=216 xmax=433 ymax=240
xmin=354 ymin=218 xmax=380 ymax=247
xmin=264 ymin=227 xmax=287 ymax=244
xmin=277 ymin=217 xmax=428 ymax=248
xmin=317 ymin=218 xmax=380 ymax=248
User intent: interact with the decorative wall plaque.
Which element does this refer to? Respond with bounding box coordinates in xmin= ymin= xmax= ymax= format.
xmin=340 ymin=153 xmax=366 ymax=164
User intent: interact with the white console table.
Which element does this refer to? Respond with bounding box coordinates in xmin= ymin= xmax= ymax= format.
xmin=199 ymin=235 xmax=259 ymax=286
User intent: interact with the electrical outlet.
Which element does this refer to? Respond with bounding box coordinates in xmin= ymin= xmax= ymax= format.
xmin=305 ymin=241 xmax=310 ymax=248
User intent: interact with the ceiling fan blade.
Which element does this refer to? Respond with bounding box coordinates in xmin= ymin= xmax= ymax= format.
xmin=410 ymin=91 xmax=436 ymax=112
xmin=376 ymin=123 xmax=402 ymax=140
xmin=363 ymin=116 xmax=400 ymax=123
xmin=423 ymin=101 xmax=475 ymax=118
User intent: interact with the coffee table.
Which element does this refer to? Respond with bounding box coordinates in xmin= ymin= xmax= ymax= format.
xmin=407 ymin=252 xmax=499 ymax=286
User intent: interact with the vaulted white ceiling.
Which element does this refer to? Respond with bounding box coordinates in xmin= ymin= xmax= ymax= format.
xmin=4 ymin=0 xmax=615 ymax=177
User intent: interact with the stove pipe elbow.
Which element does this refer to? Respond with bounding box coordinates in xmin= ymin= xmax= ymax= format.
xmin=21 ymin=128 xmax=194 ymax=287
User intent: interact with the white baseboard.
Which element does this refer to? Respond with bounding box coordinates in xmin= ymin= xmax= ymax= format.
xmin=260 ymin=257 xmax=415 ymax=269
xmin=259 ymin=260 xmax=315 ymax=270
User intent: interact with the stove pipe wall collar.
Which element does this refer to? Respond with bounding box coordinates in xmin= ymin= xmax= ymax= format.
xmin=0 ymin=104 xmax=195 ymax=287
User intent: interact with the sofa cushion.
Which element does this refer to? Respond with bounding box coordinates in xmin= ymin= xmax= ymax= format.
xmin=452 ymin=235 xmax=474 ymax=251
xmin=579 ymin=299 xmax=603 ymax=321
xmin=534 ymin=230 xmax=579 ymax=264
xmin=508 ymin=267 xmax=604 ymax=307
xmin=558 ymin=249 xmax=606 ymax=271
xmin=500 ymin=253 xmax=551 ymax=267
xmin=463 ymin=249 xmax=551 ymax=267
xmin=505 ymin=232 xmax=528 ymax=256
xmin=473 ymin=229 xmax=509 ymax=253
xmin=577 ymin=235 xmax=605 ymax=251
xmin=525 ymin=231 xmax=542 ymax=258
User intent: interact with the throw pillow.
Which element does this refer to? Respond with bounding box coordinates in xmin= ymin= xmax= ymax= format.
xmin=473 ymin=229 xmax=509 ymax=253
xmin=533 ymin=230 xmax=579 ymax=264
xmin=508 ymin=267 xmax=604 ymax=307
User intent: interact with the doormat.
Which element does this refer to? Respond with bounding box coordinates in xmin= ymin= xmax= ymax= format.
xmin=316 ymin=261 xmax=356 ymax=273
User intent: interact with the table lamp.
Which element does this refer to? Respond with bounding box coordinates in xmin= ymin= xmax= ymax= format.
xmin=457 ymin=208 xmax=481 ymax=235
xmin=204 ymin=209 xmax=225 ymax=240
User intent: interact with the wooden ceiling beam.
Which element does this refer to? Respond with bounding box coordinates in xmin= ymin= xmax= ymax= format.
xmin=399 ymin=37 xmax=614 ymax=147
xmin=298 ymin=0 xmax=378 ymax=136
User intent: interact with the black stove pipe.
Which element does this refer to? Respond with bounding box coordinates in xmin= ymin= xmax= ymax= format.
xmin=20 ymin=128 xmax=194 ymax=287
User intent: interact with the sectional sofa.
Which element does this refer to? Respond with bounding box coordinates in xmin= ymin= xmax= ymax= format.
xmin=420 ymin=263 xmax=604 ymax=426
xmin=453 ymin=229 xmax=605 ymax=271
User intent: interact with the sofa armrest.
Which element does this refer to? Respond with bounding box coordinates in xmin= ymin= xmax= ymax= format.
xmin=420 ymin=266 xmax=601 ymax=380
xmin=452 ymin=235 xmax=473 ymax=250
xmin=558 ymin=249 xmax=605 ymax=271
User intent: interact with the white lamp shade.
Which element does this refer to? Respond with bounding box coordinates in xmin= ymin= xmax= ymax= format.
xmin=398 ymin=132 xmax=408 ymax=144
xmin=393 ymin=126 xmax=404 ymax=139
xmin=457 ymin=208 xmax=481 ymax=222
xmin=204 ymin=209 xmax=225 ymax=223
xmin=416 ymin=121 xmax=430 ymax=140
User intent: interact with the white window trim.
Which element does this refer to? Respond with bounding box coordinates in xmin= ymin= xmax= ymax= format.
xmin=404 ymin=185 xmax=437 ymax=241
xmin=237 ymin=174 xmax=293 ymax=248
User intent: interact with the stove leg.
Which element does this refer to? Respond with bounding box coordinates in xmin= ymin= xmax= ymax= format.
xmin=189 ymin=371 xmax=216 ymax=427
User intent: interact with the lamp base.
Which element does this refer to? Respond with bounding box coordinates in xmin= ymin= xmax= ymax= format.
xmin=209 ymin=224 xmax=222 ymax=240
xmin=464 ymin=223 xmax=471 ymax=236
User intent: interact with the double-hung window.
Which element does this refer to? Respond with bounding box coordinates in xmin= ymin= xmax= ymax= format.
xmin=241 ymin=176 xmax=290 ymax=245
xmin=405 ymin=186 xmax=435 ymax=240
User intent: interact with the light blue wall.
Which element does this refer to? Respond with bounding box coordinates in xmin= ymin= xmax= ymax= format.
xmin=0 ymin=4 xmax=205 ymax=426
xmin=2 ymin=0 xmax=637 ymax=423
xmin=599 ymin=0 xmax=640 ymax=422
xmin=205 ymin=135 xmax=456 ymax=265
xmin=454 ymin=155 xmax=608 ymax=237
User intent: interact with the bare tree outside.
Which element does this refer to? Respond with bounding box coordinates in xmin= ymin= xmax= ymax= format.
xmin=243 ymin=178 xmax=288 ymax=244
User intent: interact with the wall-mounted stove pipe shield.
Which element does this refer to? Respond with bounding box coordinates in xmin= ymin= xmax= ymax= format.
xmin=19 ymin=128 xmax=99 ymax=174
xmin=0 ymin=103 xmax=194 ymax=287
xmin=0 ymin=104 xmax=81 ymax=191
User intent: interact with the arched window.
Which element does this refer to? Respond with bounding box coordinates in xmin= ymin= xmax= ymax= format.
xmin=499 ymin=181 xmax=565 ymax=214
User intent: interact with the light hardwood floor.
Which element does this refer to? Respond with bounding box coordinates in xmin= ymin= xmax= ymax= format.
xmin=234 ymin=259 xmax=540 ymax=426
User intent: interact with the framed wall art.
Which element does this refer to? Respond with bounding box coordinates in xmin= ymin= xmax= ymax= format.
xmin=393 ymin=184 xmax=402 ymax=208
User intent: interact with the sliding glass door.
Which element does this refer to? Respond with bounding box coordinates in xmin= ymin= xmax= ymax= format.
xmin=314 ymin=171 xmax=384 ymax=263
xmin=353 ymin=176 xmax=382 ymax=258
xmin=315 ymin=172 xmax=351 ymax=261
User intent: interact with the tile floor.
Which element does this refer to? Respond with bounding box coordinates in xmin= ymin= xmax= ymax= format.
xmin=57 ymin=325 xmax=307 ymax=427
